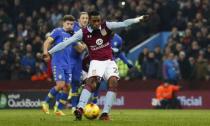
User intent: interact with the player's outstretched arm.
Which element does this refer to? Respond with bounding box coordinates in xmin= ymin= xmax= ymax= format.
xmin=106 ymin=15 xmax=149 ymax=30
xmin=118 ymin=52 xmax=133 ymax=68
xmin=48 ymin=29 xmax=83 ymax=54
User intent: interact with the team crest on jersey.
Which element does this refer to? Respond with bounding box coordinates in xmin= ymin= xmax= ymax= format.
xmin=101 ymin=28 xmax=107 ymax=36
xmin=69 ymin=74 xmax=72 ymax=81
xmin=96 ymin=38 xmax=103 ymax=45
xmin=58 ymin=74 xmax=62 ymax=79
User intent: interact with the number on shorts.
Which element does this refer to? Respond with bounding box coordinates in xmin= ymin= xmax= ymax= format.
xmin=113 ymin=67 xmax=118 ymax=73
xmin=69 ymin=74 xmax=72 ymax=81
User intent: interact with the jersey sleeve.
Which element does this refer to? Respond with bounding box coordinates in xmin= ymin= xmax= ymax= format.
xmin=48 ymin=29 xmax=83 ymax=54
xmin=162 ymin=61 xmax=168 ymax=79
xmin=118 ymin=52 xmax=133 ymax=68
xmin=106 ymin=16 xmax=143 ymax=30
xmin=49 ymin=29 xmax=59 ymax=40
xmin=156 ymin=86 xmax=163 ymax=100
xmin=172 ymin=85 xmax=180 ymax=91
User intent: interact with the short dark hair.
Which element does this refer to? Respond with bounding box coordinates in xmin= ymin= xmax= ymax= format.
xmin=63 ymin=15 xmax=75 ymax=22
xmin=88 ymin=11 xmax=100 ymax=17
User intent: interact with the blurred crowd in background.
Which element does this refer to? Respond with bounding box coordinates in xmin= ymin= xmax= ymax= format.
xmin=0 ymin=0 xmax=209 ymax=82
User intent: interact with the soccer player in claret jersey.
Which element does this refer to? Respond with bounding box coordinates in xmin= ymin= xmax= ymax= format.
xmin=46 ymin=11 xmax=149 ymax=120
xmin=81 ymin=33 xmax=134 ymax=104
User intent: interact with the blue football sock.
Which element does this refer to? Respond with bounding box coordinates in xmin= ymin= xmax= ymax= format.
xmin=55 ymin=91 xmax=62 ymax=106
xmin=92 ymin=90 xmax=99 ymax=104
xmin=71 ymin=94 xmax=79 ymax=108
xmin=45 ymin=87 xmax=58 ymax=103
xmin=57 ymin=92 xmax=68 ymax=110
xmin=71 ymin=80 xmax=80 ymax=108
xmin=92 ymin=96 xmax=98 ymax=104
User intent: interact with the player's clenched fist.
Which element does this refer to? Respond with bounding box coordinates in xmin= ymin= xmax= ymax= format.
xmin=135 ymin=15 xmax=150 ymax=23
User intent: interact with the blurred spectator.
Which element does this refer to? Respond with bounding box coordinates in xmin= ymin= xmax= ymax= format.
xmin=181 ymin=0 xmax=197 ymax=21
xmin=31 ymin=35 xmax=42 ymax=54
xmin=0 ymin=53 xmax=11 ymax=80
xmin=31 ymin=52 xmax=48 ymax=81
xmin=171 ymin=11 xmax=186 ymax=30
xmin=164 ymin=45 xmax=172 ymax=58
xmin=168 ymin=27 xmax=180 ymax=42
xmin=172 ymin=43 xmax=183 ymax=56
xmin=154 ymin=45 xmax=162 ymax=61
xmin=194 ymin=55 xmax=208 ymax=80
xmin=10 ymin=55 xmax=21 ymax=80
xmin=142 ymin=51 xmax=159 ymax=80
xmin=154 ymin=81 xmax=181 ymax=109
xmin=138 ymin=47 xmax=149 ymax=65
xmin=50 ymin=11 xmax=62 ymax=26
xmin=188 ymin=57 xmax=196 ymax=80
xmin=162 ymin=52 xmax=181 ymax=84
xmin=20 ymin=44 xmax=35 ymax=79
xmin=207 ymin=63 xmax=210 ymax=80
xmin=205 ymin=45 xmax=210 ymax=60
xmin=178 ymin=51 xmax=191 ymax=80
xmin=188 ymin=40 xmax=200 ymax=58
xmin=199 ymin=27 xmax=209 ymax=49
xmin=154 ymin=45 xmax=163 ymax=80
xmin=181 ymin=28 xmax=193 ymax=50
xmin=127 ymin=60 xmax=142 ymax=80
xmin=0 ymin=8 xmax=11 ymax=24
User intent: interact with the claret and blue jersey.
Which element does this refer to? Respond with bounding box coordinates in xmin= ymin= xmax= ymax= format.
xmin=82 ymin=33 xmax=133 ymax=73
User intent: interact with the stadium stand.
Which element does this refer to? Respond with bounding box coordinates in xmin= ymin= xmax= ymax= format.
xmin=0 ymin=0 xmax=209 ymax=82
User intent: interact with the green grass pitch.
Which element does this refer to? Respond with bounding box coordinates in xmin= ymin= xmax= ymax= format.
xmin=0 ymin=109 xmax=210 ymax=126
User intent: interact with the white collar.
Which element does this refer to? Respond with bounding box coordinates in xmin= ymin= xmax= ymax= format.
xmin=87 ymin=25 xmax=102 ymax=33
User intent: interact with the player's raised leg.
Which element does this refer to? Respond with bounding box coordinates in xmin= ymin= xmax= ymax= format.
xmin=74 ymin=77 xmax=100 ymax=120
xmin=54 ymin=69 xmax=72 ymax=116
xmin=55 ymin=89 xmax=69 ymax=116
xmin=74 ymin=60 xmax=105 ymax=120
xmin=70 ymin=63 xmax=83 ymax=113
xmin=54 ymin=90 xmax=61 ymax=113
xmin=70 ymin=81 xmax=80 ymax=113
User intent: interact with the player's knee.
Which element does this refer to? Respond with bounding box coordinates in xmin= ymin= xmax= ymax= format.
xmin=85 ymin=77 xmax=98 ymax=92
xmin=84 ymin=83 xmax=96 ymax=92
xmin=62 ymin=85 xmax=70 ymax=93
xmin=108 ymin=76 xmax=118 ymax=92
xmin=55 ymin=82 xmax=65 ymax=90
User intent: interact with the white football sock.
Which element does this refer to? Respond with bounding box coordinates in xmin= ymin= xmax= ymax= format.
xmin=102 ymin=91 xmax=116 ymax=114
xmin=77 ymin=89 xmax=91 ymax=109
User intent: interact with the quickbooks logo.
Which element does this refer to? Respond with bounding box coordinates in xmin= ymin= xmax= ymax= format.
xmin=0 ymin=94 xmax=7 ymax=108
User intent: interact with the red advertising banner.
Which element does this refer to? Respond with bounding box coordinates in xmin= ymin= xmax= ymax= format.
xmin=0 ymin=90 xmax=209 ymax=109
xmin=98 ymin=91 xmax=210 ymax=109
